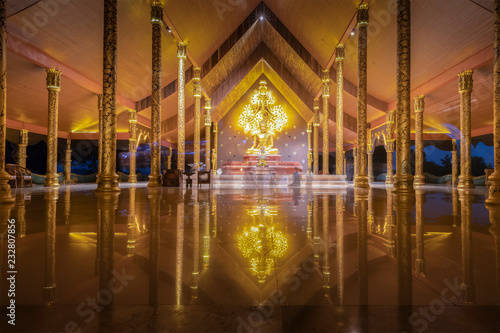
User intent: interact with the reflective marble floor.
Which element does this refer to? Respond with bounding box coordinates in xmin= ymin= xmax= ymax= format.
xmin=0 ymin=183 xmax=499 ymax=332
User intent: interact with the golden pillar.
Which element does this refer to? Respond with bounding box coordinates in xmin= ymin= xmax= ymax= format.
xmin=336 ymin=45 xmax=345 ymax=176
xmin=393 ymin=0 xmax=413 ymax=194
xmin=386 ymin=110 xmax=395 ymax=185
xmin=128 ymin=110 xmax=137 ymax=183
xmin=148 ymin=187 xmax=161 ymax=305
xmin=459 ymin=189 xmax=475 ymax=304
xmin=193 ymin=67 xmax=201 ymax=171
xmin=367 ymin=139 xmax=374 ymax=182
xmin=386 ymin=187 xmax=396 ymax=256
xmin=0 ymin=0 xmax=13 ymax=203
xmin=63 ymin=138 xmax=71 ymax=184
xmin=18 ymin=129 xmax=28 ymax=168
xmin=458 ymin=71 xmax=475 ymax=189
xmin=415 ymin=189 xmax=425 ymax=276
xmin=127 ymin=187 xmax=136 ymax=256
xmin=45 ymin=69 xmax=61 ymax=187
xmin=307 ymin=123 xmax=312 ymax=174
xmin=97 ymin=94 xmax=103 ymax=179
xmin=322 ymin=70 xmax=330 ymax=174
xmin=313 ymin=99 xmax=320 ymax=175
xmin=353 ymin=147 xmax=357 ymax=179
xmin=97 ymin=0 xmax=120 ymax=192
xmin=167 ymin=146 xmax=172 ymax=170
xmin=177 ymin=42 xmax=187 ymax=172
xmin=355 ymin=4 xmax=369 ymax=188
xmin=414 ymin=95 xmax=425 ymax=186
xmin=204 ymin=99 xmax=211 ymax=171
xmin=336 ymin=194 xmax=344 ymax=304
xmin=488 ymin=0 xmax=500 ymax=204
xmin=43 ymin=188 xmax=58 ymax=305
xmin=212 ymin=123 xmax=218 ymax=174
xmin=452 ymin=139 xmax=458 ymax=186
xmin=149 ymin=2 xmax=163 ymax=187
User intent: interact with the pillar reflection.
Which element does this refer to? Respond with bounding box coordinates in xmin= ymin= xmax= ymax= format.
xmin=176 ymin=189 xmax=185 ymax=305
xmin=127 ymin=187 xmax=136 ymax=256
xmin=336 ymin=194 xmax=344 ymax=304
xmin=386 ymin=187 xmax=396 ymax=256
xmin=148 ymin=187 xmax=161 ymax=306
xmin=486 ymin=203 xmax=500 ymax=305
xmin=313 ymin=194 xmax=320 ymax=261
xmin=43 ymin=188 xmax=58 ymax=305
xmin=322 ymin=195 xmax=330 ymax=295
xmin=64 ymin=186 xmax=71 ymax=227
xmin=355 ymin=187 xmax=369 ymax=333
xmin=191 ymin=192 xmax=200 ymax=299
xmin=459 ymin=189 xmax=475 ymax=305
xmin=415 ymin=189 xmax=426 ymax=276
xmin=16 ymin=190 xmax=27 ymax=238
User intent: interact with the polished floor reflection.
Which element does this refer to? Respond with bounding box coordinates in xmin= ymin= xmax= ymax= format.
xmin=1 ymin=183 xmax=499 ymax=332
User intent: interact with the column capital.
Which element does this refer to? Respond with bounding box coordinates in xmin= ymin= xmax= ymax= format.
xmin=335 ymin=44 xmax=345 ymax=62
xmin=452 ymin=139 xmax=457 ymax=150
xmin=193 ymin=67 xmax=201 ymax=81
xmin=414 ymin=95 xmax=425 ymax=112
xmin=193 ymin=68 xmax=202 ymax=98
xmin=356 ymin=4 xmax=369 ymax=28
xmin=307 ymin=123 xmax=313 ymax=133
xmin=128 ymin=109 xmax=137 ymax=123
xmin=66 ymin=138 xmax=71 ymax=150
xmin=20 ymin=129 xmax=29 ymax=145
xmin=151 ymin=2 xmax=163 ymax=25
xmin=212 ymin=122 xmax=218 ymax=133
xmin=204 ymin=98 xmax=211 ymax=111
xmin=177 ymin=42 xmax=187 ymax=59
xmin=458 ymin=70 xmax=474 ymax=92
xmin=46 ymin=69 xmax=61 ymax=91
xmin=313 ymin=98 xmax=320 ymax=111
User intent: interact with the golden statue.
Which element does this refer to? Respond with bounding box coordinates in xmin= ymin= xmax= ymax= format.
xmin=239 ymin=80 xmax=287 ymax=155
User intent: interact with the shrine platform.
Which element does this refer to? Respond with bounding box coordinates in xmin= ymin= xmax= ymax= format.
xmin=221 ymin=155 xmax=302 ymax=175
xmin=212 ymin=174 xmax=348 ymax=188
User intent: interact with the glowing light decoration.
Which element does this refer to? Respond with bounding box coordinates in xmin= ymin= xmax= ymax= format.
xmin=239 ymin=81 xmax=288 ymax=154
xmin=237 ymin=204 xmax=288 ymax=283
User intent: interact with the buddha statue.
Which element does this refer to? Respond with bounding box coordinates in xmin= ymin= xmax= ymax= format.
xmin=246 ymin=118 xmax=278 ymax=155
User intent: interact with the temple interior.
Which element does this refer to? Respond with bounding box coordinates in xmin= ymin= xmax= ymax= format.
xmin=1 ymin=0 xmax=500 ymax=332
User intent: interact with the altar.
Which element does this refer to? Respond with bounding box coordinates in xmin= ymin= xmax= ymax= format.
xmin=221 ymin=154 xmax=302 ymax=175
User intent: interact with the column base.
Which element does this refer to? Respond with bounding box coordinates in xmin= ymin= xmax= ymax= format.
xmin=486 ymin=172 xmax=500 ymax=204
xmin=457 ymin=175 xmax=475 ymax=189
xmin=413 ymin=175 xmax=426 ymax=186
xmin=0 ymin=170 xmax=14 ymax=204
xmin=386 ymin=241 xmax=396 ymax=257
xmin=368 ymin=176 xmax=374 ymax=183
xmin=44 ymin=173 xmax=60 ymax=187
xmin=354 ymin=175 xmax=370 ymax=188
xmin=96 ymin=173 xmax=120 ymax=192
xmin=460 ymin=283 xmax=475 ymax=305
xmin=148 ymin=174 xmax=163 ymax=187
xmin=415 ymin=258 xmax=426 ymax=277
xmin=385 ymin=176 xmax=394 ymax=186
xmin=392 ymin=173 xmax=414 ymax=194
xmin=128 ymin=174 xmax=138 ymax=183
xmin=43 ymin=285 xmax=57 ymax=305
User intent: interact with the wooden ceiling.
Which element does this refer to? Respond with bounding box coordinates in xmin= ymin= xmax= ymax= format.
xmin=4 ymin=0 xmax=496 ymax=147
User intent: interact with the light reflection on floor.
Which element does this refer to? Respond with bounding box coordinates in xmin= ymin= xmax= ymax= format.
xmin=0 ymin=182 xmax=499 ymax=332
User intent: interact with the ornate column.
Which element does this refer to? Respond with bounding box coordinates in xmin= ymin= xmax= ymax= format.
xmin=386 ymin=110 xmax=395 ymax=185
xmin=149 ymin=2 xmax=163 ymax=187
xmin=313 ymin=98 xmax=320 ymax=175
xmin=63 ymin=138 xmax=71 ymax=184
xmin=354 ymin=4 xmax=369 ymax=188
xmin=212 ymin=123 xmax=218 ymax=174
xmin=488 ymin=0 xmax=500 ymax=204
xmin=192 ymin=67 xmax=201 ymax=171
xmin=414 ymin=95 xmax=425 ymax=186
xmin=353 ymin=147 xmax=358 ymax=179
xmin=393 ymin=0 xmax=413 ymax=194
xmin=97 ymin=0 xmax=120 ymax=192
xmin=167 ymin=147 xmax=172 ymax=169
xmin=177 ymin=42 xmax=187 ymax=172
xmin=452 ymin=139 xmax=458 ymax=186
xmin=0 ymin=0 xmax=13 ymax=203
xmin=458 ymin=70 xmax=475 ymax=189
xmin=45 ymin=69 xmax=61 ymax=187
xmin=307 ymin=123 xmax=312 ymax=174
xmin=128 ymin=109 xmax=137 ymax=183
xmin=415 ymin=189 xmax=426 ymax=276
xmin=17 ymin=129 xmax=28 ymax=168
xmin=336 ymin=45 xmax=345 ymax=176
xmin=97 ymin=94 xmax=103 ymax=179
xmin=322 ymin=70 xmax=330 ymax=174
xmin=204 ymin=99 xmax=211 ymax=171
xmin=367 ymin=138 xmax=374 ymax=182
xmin=43 ymin=188 xmax=58 ymax=305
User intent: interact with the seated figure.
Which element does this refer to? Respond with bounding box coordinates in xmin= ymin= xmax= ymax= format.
xmin=246 ymin=119 xmax=278 ymax=155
